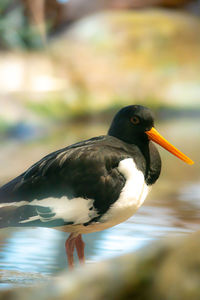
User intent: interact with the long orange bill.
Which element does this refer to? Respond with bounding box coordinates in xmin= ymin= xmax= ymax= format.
xmin=145 ymin=127 xmax=194 ymax=165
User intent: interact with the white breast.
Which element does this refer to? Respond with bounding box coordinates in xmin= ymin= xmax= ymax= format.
xmin=99 ymin=158 xmax=149 ymax=225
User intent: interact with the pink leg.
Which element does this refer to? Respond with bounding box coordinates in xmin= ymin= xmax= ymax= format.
xmin=75 ymin=234 xmax=85 ymax=264
xmin=65 ymin=233 xmax=76 ymax=269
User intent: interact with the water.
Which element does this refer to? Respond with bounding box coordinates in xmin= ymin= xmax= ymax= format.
xmin=0 ymin=117 xmax=199 ymax=288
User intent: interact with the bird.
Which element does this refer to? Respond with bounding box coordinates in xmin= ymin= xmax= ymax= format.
xmin=0 ymin=105 xmax=194 ymax=268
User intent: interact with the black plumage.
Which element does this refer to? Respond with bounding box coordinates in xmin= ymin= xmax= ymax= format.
xmin=0 ymin=105 xmax=161 ymax=229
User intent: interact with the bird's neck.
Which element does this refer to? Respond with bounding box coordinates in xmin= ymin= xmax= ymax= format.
xmin=141 ymin=141 xmax=161 ymax=185
xmin=108 ymin=131 xmax=161 ymax=186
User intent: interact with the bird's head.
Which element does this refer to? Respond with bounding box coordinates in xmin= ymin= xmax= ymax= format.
xmin=108 ymin=105 xmax=194 ymax=165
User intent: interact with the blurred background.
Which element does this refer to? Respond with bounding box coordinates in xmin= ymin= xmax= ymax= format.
xmin=0 ymin=0 xmax=200 ymax=288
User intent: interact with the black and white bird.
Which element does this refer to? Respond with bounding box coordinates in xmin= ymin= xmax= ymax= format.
xmin=0 ymin=105 xmax=193 ymax=268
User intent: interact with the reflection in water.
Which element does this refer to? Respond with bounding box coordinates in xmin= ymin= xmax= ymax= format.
xmin=0 ymin=118 xmax=199 ymax=287
xmin=0 ymin=228 xmax=60 ymax=274
xmin=89 ymin=205 xmax=195 ymax=261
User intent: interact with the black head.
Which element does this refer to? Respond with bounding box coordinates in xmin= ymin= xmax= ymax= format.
xmin=108 ymin=105 xmax=154 ymax=144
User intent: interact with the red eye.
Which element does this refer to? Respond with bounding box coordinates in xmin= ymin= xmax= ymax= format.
xmin=130 ymin=116 xmax=140 ymax=125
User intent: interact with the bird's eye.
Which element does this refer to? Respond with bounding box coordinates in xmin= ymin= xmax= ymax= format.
xmin=130 ymin=116 xmax=140 ymax=125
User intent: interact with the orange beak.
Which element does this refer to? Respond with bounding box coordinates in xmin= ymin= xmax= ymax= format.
xmin=146 ymin=127 xmax=194 ymax=165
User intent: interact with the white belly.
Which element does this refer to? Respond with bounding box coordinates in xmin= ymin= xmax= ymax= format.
xmin=58 ymin=158 xmax=149 ymax=235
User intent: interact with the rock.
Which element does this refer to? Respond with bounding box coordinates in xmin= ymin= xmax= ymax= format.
xmin=156 ymin=232 xmax=200 ymax=300
xmin=0 ymin=232 xmax=200 ymax=299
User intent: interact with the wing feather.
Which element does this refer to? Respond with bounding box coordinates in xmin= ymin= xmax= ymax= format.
xmin=0 ymin=136 xmax=128 ymax=228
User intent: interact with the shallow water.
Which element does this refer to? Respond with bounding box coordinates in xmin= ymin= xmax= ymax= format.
xmin=0 ymin=117 xmax=199 ymax=288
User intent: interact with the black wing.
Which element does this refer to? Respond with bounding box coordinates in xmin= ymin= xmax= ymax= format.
xmin=0 ymin=136 xmax=129 ymax=228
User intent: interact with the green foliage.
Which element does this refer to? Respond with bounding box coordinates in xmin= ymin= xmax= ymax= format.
xmin=27 ymin=98 xmax=71 ymax=119
xmin=0 ymin=118 xmax=10 ymax=136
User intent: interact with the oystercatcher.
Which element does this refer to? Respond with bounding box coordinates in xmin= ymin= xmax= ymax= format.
xmin=0 ymin=105 xmax=193 ymax=268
